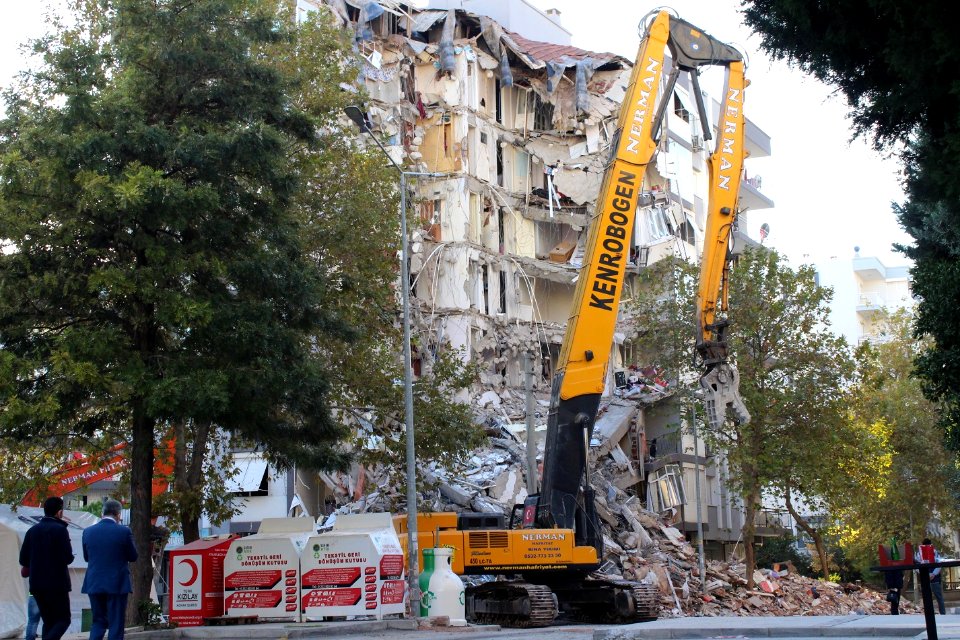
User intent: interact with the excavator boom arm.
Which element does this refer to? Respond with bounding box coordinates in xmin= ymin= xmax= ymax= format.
xmin=539 ymin=11 xmax=750 ymax=543
xmin=696 ymin=60 xmax=751 ymax=429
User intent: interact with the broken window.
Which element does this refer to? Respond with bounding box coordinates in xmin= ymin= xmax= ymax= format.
xmin=533 ymin=93 xmax=554 ymax=131
xmin=442 ymin=114 xmax=453 ymax=157
xmin=402 ymin=63 xmax=417 ymax=104
xmin=374 ymin=12 xmax=400 ymax=38
xmin=677 ymin=219 xmax=696 ymax=245
xmin=648 ymin=464 xmax=686 ymax=513
xmin=496 ymin=140 xmax=504 ymax=187
xmin=673 ymin=94 xmax=690 ymax=123
xmin=482 ymin=264 xmax=490 ymax=315
xmin=639 ymin=204 xmax=672 ymax=244
xmin=497 ymin=208 xmax=505 ymax=254
xmin=540 ymin=341 xmax=560 ymax=381
xmin=499 ymin=269 xmax=507 ymax=314
xmin=420 ymin=199 xmax=441 ymax=241
xmin=516 ymin=88 xmax=529 ymax=129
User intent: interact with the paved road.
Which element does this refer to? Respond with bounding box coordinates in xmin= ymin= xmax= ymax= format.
xmin=96 ymin=614 xmax=960 ymax=640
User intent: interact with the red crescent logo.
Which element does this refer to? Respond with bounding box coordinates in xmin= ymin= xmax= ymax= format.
xmin=177 ymin=558 xmax=199 ymax=586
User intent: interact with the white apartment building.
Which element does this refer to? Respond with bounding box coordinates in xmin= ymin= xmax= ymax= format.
xmin=287 ymin=0 xmax=778 ymax=558
xmin=816 ymin=250 xmax=913 ymax=346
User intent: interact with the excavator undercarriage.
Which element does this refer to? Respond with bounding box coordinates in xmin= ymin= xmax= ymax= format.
xmin=466 ymin=575 xmax=659 ymax=627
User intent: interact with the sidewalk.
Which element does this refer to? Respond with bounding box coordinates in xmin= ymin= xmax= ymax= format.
xmin=63 ymin=619 xmax=419 ymax=640
xmin=595 ymin=615 xmax=960 ymax=640
xmin=59 ymin=614 xmax=960 ymax=640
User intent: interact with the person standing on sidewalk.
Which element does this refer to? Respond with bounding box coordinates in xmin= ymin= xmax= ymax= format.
xmin=884 ymin=568 xmax=904 ymax=615
xmin=24 ymin=594 xmax=41 ymax=640
xmin=81 ymin=499 xmax=138 ymax=640
xmin=18 ymin=496 xmax=74 ymax=640
xmin=920 ymin=538 xmax=946 ymax=614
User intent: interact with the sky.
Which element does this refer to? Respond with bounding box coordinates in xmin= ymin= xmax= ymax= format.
xmin=520 ymin=0 xmax=913 ymax=269
xmin=0 ymin=0 xmax=915 ymax=268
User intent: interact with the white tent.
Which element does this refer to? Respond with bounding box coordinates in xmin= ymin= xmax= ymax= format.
xmin=0 ymin=520 xmax=26 ymax=639
xmin=0 ymin=506 xmax=95 ymax=638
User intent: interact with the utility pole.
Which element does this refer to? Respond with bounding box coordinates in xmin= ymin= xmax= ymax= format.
xmin=691 ymin=395 xmax=707 ymax=594
xmin=524 ymin=351 xmax=538 ymax=494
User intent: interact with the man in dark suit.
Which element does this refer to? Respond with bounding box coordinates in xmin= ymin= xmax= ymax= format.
xmin=81 ymin=499 xmax=138 ymax=640
xmin=18 ymin=496 xmax=74 ymax=640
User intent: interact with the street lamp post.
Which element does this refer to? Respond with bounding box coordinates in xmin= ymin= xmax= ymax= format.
xmin=690 ymin=392 xmax=707 ymax=594
xmin=344 ymin=106 xmax=442 ymax=618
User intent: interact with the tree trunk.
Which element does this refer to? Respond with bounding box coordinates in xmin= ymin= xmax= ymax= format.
xmin=743 ymin=483 xmax=759 ymax=589
xmin=783 ymin=487 xmax=829 ymax=580
xmin=128 ymin=400 xmax=155 ymax=625
xmin=811 ymin=529 xmax=829 ymax=581
xmin=174 ymin=420 xmax=211 ymax=545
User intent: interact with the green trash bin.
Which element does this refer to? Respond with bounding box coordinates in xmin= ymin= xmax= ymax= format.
xmin=81 ymin=608 xmax=92 ymax=632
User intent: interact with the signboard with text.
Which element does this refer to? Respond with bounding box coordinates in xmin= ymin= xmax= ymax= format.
xmin=224 ymin=536 xmax=305 ymax=621
xmin=168 ymin=536 xmax=235 ymax=627
xmin=301 ymin=514 xmax=405 ymax=620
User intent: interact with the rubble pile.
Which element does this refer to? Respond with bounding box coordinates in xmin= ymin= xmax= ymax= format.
xmin=690 ymin=567 xmax=921 ymax=616
xmin=326 ymin=397 xmax=906 ymax=618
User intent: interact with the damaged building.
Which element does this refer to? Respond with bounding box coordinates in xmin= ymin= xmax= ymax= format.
xmin=297 ymin=0 xmax=780 ymax=562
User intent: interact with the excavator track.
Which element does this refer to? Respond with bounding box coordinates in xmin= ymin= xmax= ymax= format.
xmin=466 ymin=582 xmax=558 ymax=627
xmin=631 ymin=582 xmax=660 ymax=620
xmin=555 ymin=576 xmax=660 ymax=623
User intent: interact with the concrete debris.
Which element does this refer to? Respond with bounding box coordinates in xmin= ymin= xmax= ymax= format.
xmin=324 ymin=393 xmax=909 ymax=620
xmin=615 ymin=365 xmax=673 ymax=402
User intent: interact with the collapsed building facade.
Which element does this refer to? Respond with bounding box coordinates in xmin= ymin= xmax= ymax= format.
xmin=299 ymin=0 xmax=780 ymax=561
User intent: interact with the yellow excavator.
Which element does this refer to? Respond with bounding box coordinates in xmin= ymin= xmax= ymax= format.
xmin=396 ymin=9 xmax=751 ymax=626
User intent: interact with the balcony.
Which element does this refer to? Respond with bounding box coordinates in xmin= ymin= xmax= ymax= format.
xmin=740 ymin=175 xmax=774 ymax=212
xmin=745 ymin=118 xmax=772 ymax=159
xmin=856 ymin=292 xmax=885 ymax=314
xmin=853 ymin=256 xmax=887 ymax=281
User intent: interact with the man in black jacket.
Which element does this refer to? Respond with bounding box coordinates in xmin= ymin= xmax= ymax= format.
xmin=19 ymin=497 xmax=75 ymax=640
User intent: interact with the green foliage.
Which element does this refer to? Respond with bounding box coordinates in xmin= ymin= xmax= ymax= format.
xmin=80 ymin=500 xmax=103 ymax=517
xmin=836 ymin=310 xmax=958 ymax=574
xmin=742 ymin=0 xmax=960 ymax=449
xmin=137 ymin=599 xmax=164 ymax=628
xmin=350 ymin=345 xmax=486 ymax=494
xmin=755 ymin=534 xmax=814 ymax=577
xmin=0 ymin=0 xmax=396 ymax=615
xmin=625 ymin=255 xmax=699 ymax=385
xmin=630 ymin=249 xmax=856 ymax=578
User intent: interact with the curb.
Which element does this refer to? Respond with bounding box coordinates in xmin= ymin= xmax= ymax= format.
xmin=122 ymin=619 xmax=419 ymax=640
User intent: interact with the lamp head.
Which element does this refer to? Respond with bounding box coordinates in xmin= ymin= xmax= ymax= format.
xmin=343 ymin=105 xmax=370 ymax=131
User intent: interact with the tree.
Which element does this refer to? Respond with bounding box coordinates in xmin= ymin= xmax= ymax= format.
xmin=0 ymin=0 xmax=376 ymax=618
xmin=724 ymin=249 xmax=855 ymax=585
xmin=741 ymin=0 xmax=960 ymax=446
xmin=630 ymin=250 xmax=856 ymax=586
xmin=836 ymin=310 xmax=959 ymax=574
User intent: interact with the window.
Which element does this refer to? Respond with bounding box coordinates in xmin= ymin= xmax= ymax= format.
xmin=483 ymin=265 xmax=490 ymax=314
xmin=673 ymin=94 xmax=690 ymax=123
xmin=648 ymin=464 xmax=686 ymax=513
xmin=228 ymin=455 xmax=270 ymax=497
xmin=677 ymin=219 xmax=696 ymax=245
xmin=533 ymin=93 xmax=554 ymax=131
